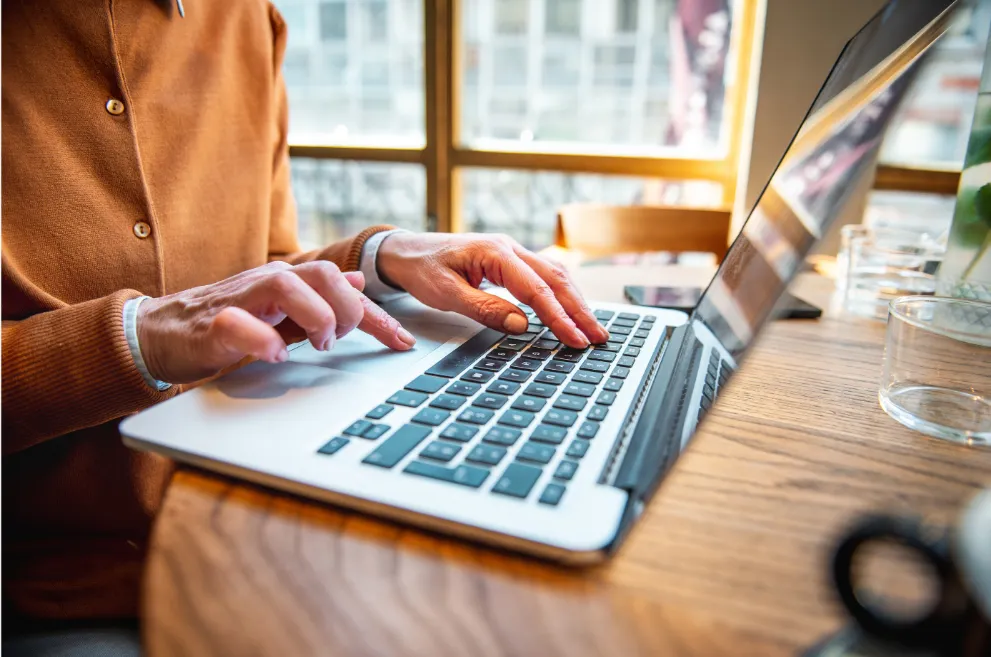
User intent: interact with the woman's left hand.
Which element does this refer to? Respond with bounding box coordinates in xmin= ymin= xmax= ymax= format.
xmin=375 ymin=232 xmax=610 ymax=349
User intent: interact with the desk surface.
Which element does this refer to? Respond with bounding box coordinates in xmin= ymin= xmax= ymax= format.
xmin=143 ymin=270 xmax=991 ymax=657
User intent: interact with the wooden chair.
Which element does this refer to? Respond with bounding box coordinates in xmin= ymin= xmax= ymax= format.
xmin=554 ymin=204 xmax=732 ymax=262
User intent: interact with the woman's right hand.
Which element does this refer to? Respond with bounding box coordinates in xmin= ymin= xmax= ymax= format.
xmin=136 ymin=260 xmax=415 ymax=384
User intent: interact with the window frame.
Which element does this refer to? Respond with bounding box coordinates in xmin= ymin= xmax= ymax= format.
xmin=287 ymin=0 xmax=764 ymax=232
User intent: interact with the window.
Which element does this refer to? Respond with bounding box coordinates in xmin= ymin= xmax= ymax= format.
xmin=616 ymin=0 xmax=638 ymax=33
xmin=546 ymin=0 xmax=581 ymax=35
xmin=319 ymin=2 xmax=347 ymax=41
xmin=276 ymin=0 xmax=756 ymax=238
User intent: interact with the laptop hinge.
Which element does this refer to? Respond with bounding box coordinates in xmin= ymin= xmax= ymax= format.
xmin=613 ymin=323 xmax=701 ymax=496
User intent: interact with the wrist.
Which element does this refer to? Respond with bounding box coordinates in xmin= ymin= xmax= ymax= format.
xmin=376 ymin=231 xmax=408 ymax=290
xmin=128 ymin=296 xmax=172 ymax=390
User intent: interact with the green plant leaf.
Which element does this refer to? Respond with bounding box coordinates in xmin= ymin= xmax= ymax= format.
xmin=975 ymin=183 xmax=991 ymax=229
xmin=964 ymin=126 xmax=991 ymax=168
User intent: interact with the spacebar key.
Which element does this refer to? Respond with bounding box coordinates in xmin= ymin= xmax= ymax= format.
xmin=426 ymin=328 xmax=506 ymax=378
xmin=362 ymin=424 xmax=432 ymax=468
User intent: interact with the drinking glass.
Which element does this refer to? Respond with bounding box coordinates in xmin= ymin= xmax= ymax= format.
xmin=880 ymin=296 xmax=991 ymax=445
xmin=843 ymin=235 xmax=942 ymax=320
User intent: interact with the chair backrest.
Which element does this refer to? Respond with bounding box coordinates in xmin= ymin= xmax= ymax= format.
xmin=555 ymin=204 xmax=732 ymax=262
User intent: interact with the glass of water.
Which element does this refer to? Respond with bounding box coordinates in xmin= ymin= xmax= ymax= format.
xmin=843 ymin=235 xmax=943 ymax=320
xmin=880 ymin=296 xmax=991 ymax=445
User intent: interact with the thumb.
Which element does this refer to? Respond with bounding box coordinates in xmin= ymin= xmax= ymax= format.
xmin=443 ymin=276 xmax=530 ymax=335
xmin=343 ymin=270 xmax=366 ymax=292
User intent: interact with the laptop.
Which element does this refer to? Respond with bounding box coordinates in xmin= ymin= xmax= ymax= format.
xmin=121 ymin=0 xmax=957 ymax=564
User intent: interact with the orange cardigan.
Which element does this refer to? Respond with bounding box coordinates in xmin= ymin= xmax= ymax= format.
xmin=2 ymin=0 xmax=387 ymax=619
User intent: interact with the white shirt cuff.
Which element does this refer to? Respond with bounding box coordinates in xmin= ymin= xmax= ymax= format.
xmin=123 ymin=296 xmax=172 ymax=391
xmin=359 ymin=229 xmax=409 ymax=303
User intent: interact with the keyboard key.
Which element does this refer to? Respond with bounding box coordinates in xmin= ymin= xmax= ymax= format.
xmin=618 ymin=312 xmax=640 ymax=321
xmin=426 ymin=328 xmax=505 ymax=378
xmin=363 ymin=424 xmax=391 ymax=440
xmin=430 ymin=394 xmax=466 ymax=411
xmin=517 ymin=331 xmax=539 ymax=341
xmin=499 ymin=409 xmax=535 ymax=428
xmin=458 ymin=407 xmax=495 ymax=425
xmin=587 ymin=405 xmax=609 ymax=422
xmin=365 ymin=404 xmax=394 ymax=420
xmin=317 ymin=437 xmax=350 ymax=455
xmin=577 ymin=421 xmax=599 ymax=439
xmin=524 ymin=383 xmax=556 ymax=398
xmin=420 ymin=441 xmax=461 ymax=462
xmin=518 ymin=304 xmax=534 ymax=314
xmin=544 ymin=361 xmax=575 ymax=374
xmin=573 ymin=371 xmax=603 ymax=385
xmin=363 ymin=424 xmax=433 ymax=468
xmin=447 ymin=381 xmax=481 ymax=396
xmin=492 ymin=463 xmax=542 ymax=499
xmin=412 ymin=408 xmax=450 ymax=426
xmin=467 ymin=444 xmax=507 ymax=466
xmin=404 ymin=460 xmax=489 ymax=488
xmin=483 ymin=427 xmax=522 ymax=446
xmin=611 ymin=367 xmax=631 ymax=379
xmin=607 ymin=333 xmax=628 ymax=344
xmin=596 ymin=342 xmax=621 ymax=352
xmin=642 ymin=316 xmax=656 ymax=324
xmin=563 ymin=382 xmax=596 ymax=397
xmin=513 ymin=358 xmax=542 ymax=372
xmin=474 ymin=393 xmax=509 ymax=410
xmin=440 ymin=423 xmax=478 ymax=442
xmin=405 ymin=375 xmax=448 ymax=394
xmin=635 ymin=329 xmax=650 ymax=339
xmin=593 ymin=309 xmax=615 ymax=321
xmin=531 ymin=424 xmax=567 ymax=445
xmin=518 ymin=442 xmax=556 ymax=465
xmin=580 ymin=360 xmax=609 ymax=374
xmin=705 ymin=370 xmax=717 ymax=388
xmin=525 ymin=347 xmax=554 ymax=360
xmin=566 ymin=439 xmax=590 ymax=458
xmin=553 ymin=349 xmax=585 ymax=363
xmin=553 ymin=460 xmax=578 ymax=480
xmin=703 ymin=382 xmax=715 ymax=401
xmin=596 ymin=391 xmax=617 ymax=405
xmin=604 ymin=378 xmax=624 ymax=392
xmin=611 ymin=318 xmax=636 ymax=328
xmin=488 ymin=380 xmax=521 ymax=396
xmin=512 ymin=395 xmax=546 ymax=412
xmin=534 ymin=370 xmax=567 ymax=386
xmin=553 ymin=395 xmax=587 ymax=412
xmin=624 ymin=347 xmax=641 ymax=357
xmin=343 ymin=419 xmax=373 ymax=437
xmin=610 ymin=325 xmax=632 ymax=336
xmin=475 ymin=358 xmax=507 ymax=372
xmin=462 ymin=369 xmax=495 ymax=384
xmin=532 ymin=338 xmax=560 ymax=350
xmin=539 ymin=483 xmax=567 ymax=506
xmin=488 ymin=348 xmax=516 ymax=361
xmin=617 ymin=356 xmax=636 ymax=368
xmin=544 ymin=409 xmax=578 ymax=427
xmin=588 ymin=350 xmax=616 ymax=363
xmin=387 ymin=390 xmax=429 ymax=407
xmin=499 ymin=368 xmax=532 ymax=383
xmin=501 ymin=339 xmax=529 ymax=351
xmin=629 ymin=337 xmax=646 ymax=348
xmin=701 ymin=395 xmax=713 ymax=411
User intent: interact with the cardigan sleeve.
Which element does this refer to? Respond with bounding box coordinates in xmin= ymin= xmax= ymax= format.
xmin=1 ymin=289 xmax=178 ymax=455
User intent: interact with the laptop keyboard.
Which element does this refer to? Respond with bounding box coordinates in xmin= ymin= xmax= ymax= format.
xmin=316 ymin=307 xmax=659 ymax=506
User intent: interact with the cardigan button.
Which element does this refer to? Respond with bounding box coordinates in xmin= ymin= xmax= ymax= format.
xmin=106 ymin=99 xmax=125 ymax=115
xmin=133 ymin=221 xmax=152 ymax=239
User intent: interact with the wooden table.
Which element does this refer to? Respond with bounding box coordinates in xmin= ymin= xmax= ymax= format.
xmin=143 ymin=269 xmax=991 ymax=657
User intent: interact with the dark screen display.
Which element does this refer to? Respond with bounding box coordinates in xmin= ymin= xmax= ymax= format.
xmin=693 ymin=0 xmax=954 ymax=358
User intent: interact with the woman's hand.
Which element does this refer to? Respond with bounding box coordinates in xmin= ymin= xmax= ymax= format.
xmin=137 ymin=260 xmax=414 ymax=384
xmin=376 ymin=232 xmax=609 ymax=349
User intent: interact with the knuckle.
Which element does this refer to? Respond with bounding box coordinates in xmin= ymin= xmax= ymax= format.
xmin=266 ymin=260 xmax=293 ymax=272
xmin=267 ymin=270 xmax=300 ymax=296
xmin=475 ymin=297 xmax=507 ymax=324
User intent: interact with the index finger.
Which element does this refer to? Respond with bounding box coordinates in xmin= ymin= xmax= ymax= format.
xmin=497 ymin=253 xmax=589 ymax=348
xmin=512 ymin=247 xmax=609 ymax=344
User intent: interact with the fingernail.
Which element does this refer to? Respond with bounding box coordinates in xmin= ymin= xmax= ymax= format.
xmin=397 ymin=327 xmax=416 ymax=347
xmin=325 ymin=333 xmax=336 ymax=352
xmin=276 ymin=348 xmax=290 ymax=362
xmin=503 ymin=313 xmax=529 ymax=334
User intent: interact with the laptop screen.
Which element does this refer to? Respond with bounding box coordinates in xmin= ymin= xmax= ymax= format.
xmin=692 ymin=0 xmax=957 ymax=359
